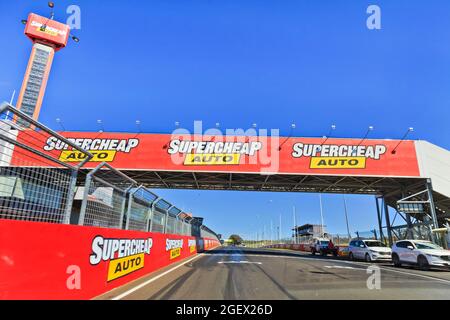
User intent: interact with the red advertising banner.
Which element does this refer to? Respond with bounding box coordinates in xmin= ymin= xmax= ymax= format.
xmin=24 ymin=13 xmax=70 ymax=49
xmin=0 ymin=220 xmax=219 ymax=300
xmin=11 ymin=131 xmax=421 ymax=177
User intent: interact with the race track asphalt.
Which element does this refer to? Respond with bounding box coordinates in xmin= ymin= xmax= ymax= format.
xmin=97 ymin=246 xmax=450 ymax=300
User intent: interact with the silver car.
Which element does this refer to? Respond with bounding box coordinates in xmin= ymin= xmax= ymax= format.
xmin=348 ymin=239 xmax=392 ymax=262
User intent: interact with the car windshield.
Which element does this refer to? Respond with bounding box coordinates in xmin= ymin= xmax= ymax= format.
xmin=415 ymin=242 xmax=443 ymax=250
xmin=365 ymin=241 xmax=385 ymax=247
xmin=320 ymin=241 xmax=329 ymax=245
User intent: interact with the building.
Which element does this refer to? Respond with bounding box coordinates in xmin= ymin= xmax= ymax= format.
xmin=292 ymin=224 xmax=327 ymax=243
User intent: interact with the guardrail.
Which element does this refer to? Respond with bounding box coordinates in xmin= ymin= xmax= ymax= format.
xmin=0 ymin=102 xmax=219 ymax=240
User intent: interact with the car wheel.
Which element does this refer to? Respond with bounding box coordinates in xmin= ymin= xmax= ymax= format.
xmin=392 ymin=253 xmax=401 ymax=267
xmin=365 ymin=253 xmax=372 ymax=263
xmin=418 ymin=255 xmax=430 ymax=271
xmin=349 ymin=252 xmax=354 ymax=261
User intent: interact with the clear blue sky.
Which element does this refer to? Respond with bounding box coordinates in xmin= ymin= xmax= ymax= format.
xmin=1 ymin=1 xmax=449 ymax=239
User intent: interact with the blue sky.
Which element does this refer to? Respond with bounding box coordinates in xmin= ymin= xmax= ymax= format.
xmin=1 ymin=1 xmax=449 ymax=238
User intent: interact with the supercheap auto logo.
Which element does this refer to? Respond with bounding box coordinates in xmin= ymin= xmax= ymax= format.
xmin=167 ymin=139 xmax=262 ymax=166
xmin=188 ymin=239 xmax=196 ymax=253
xmin=166 ymin=239 xmax=184 ymax=260
xmin=30 ymin=20 xmax=68 ymax=37
xmin=44 ymin=137 xmax=139 ymax=162
xmin=292 ymin=143 xmax=387 ymax=169
xmin=90 ymin=236 xmax=153 ymax=282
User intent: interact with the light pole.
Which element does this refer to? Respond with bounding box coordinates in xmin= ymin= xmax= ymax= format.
xmin=343 ymin=195 xmax=351 ymax=240
xmin=279 ymin=213 xmax=282 ymax=242
xmin=391 ymin=127 xmax=414 ymax=154
xmin=293 ymin=206 xmax=297 ymax=244
xmin=319 ymin=194 xmax=325 ymax=237
xmin=320 ymin=124 xmax=337 ymax=147
xmin=270 ymin=219 xmax=273 ymax=245
xmin=278 ymin=123 xmax=296 ymax=151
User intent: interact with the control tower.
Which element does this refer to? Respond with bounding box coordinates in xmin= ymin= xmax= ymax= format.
xmin=15 ymin=13 xmax=70 ymax=124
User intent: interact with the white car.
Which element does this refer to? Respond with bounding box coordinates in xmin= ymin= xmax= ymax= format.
xmin=392 ymin=240 xmax=450 ymax=270
xmin=348 ymin=239 xmax=392 ymax=262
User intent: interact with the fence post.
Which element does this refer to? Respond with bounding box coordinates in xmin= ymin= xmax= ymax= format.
xmin=63 ymin=169 xmax=78 ymax=224
xmin=146 ymin=205 xmax=153 ymax=232
xmin=125 ymin=191 xmax=134 ymax=230
xmin=119 ymin=186 xmax=133 ymax=230
xmin=149 ymin=202 xmax=156 ymax=232
xmin=78 ymin=174 xmax=92 ymax=225
xmin=163 ymin=210 xmax=169 ymax=234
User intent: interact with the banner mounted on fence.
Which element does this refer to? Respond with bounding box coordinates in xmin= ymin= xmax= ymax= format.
xmin=0 ymin=219 xmax=219 ymax=300
xmin=11 ymin=131 xmax=421 ymax=177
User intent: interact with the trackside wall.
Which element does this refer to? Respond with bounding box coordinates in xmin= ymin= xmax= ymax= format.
xmin=0 ymin=219 xmax=220 ymax=300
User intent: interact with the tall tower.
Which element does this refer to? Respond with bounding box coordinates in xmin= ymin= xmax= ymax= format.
xmin=16 ymin=13 xmax=70 ymax=124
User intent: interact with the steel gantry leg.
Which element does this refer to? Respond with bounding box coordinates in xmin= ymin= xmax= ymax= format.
xmin=426 ymin=180 xmax=439 ymax=231
xmin=375 ymin=196 xmax=384 ymax=243
xmin=426 ymin=180 xmax=440 ymax=244
xmin=383 ymin=197 xmax=394 ymax=247
xmin=401 ymin=191 xmax=414 ymax=239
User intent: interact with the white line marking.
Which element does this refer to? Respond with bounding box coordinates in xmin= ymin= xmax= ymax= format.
xmin=110 ymin=254 xmax=204 ymax=300
xmin=212 ymin=253 xmax=450 ymax=285
xmin=339 ymin=260 xmax=450 ymax=285
xmin=218 ymin=261 xmax=262 ymax=265
xmin=324 ymin=265 xmax=361 ymax=270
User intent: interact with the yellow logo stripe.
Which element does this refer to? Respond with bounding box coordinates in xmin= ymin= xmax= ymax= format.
xmin=170 ymin=247 xmax=182 ymax=259
xmin=107 ymin=253 xmax=145 ymax=282
xmin=59 ymin=150 xmax=117 ymax=162
xmin=310 ymin=157 xmax=366 ymax=169
xmin=184 ymin=153 xmax=241 ymax=165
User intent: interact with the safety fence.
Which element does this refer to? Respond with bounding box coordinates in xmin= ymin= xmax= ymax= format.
xmin=0 ymin=104 xmax=91 ymax=224
xmin=0 ymin=102 xmax=219 ymax=240
xmin=200 ymin=225 xmax=218 ymax=240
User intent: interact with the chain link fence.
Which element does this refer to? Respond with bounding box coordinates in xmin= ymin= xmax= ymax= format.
xmin=126 ymin=186 xmax=158 ymax=231
xmin=0 ymin=103 xmax=91 ymax=224
xmin=151 ymin=199 xmax=170 ymax=233
xmin=79 ymin=162 xmax=136 ymax=229
xmin=200 ymin=225 xmax=219 ymax=239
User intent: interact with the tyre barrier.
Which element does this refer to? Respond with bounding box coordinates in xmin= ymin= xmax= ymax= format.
xmin=0 ymin=219 xmax=220 ymax=300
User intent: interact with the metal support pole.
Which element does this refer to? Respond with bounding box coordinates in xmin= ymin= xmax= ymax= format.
xmin=125 ymin=191 xmax=134 ymax=230
xmin=405 ymin=212 xmax=414 ymax=239
xmin=63 ymin=169 xmax=78 ymax=224
xmin=426 ymin=180 xmax=439 ymax=230
xmin=375 ymin=196 xmax=384 ymax=243
xmin=163 ymin=210 xmax=169 ymax=234
xmin=78 ymin=174 xmax=92 ymax=226
xmin=343 ymin=195 xmax=351 ymax=240
xmin=383 ymin=197 xmax=393 ymax=247
xmin=119 ymin=186 xmax=133 ymax=230
xmin=319 ymin=194 xmax=325 ymax=237
xmin=293 ymin=206 xmax=297 ymax=244
xmin=146 ymin=203 xmax=153 ymax=231
xmin=149 ymin=197 xmax=161 ymax=232
xmin=426 ymin=180 xmax=440 ymax=244
xmin=401 ymin=190 xmax=414 ymax=239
